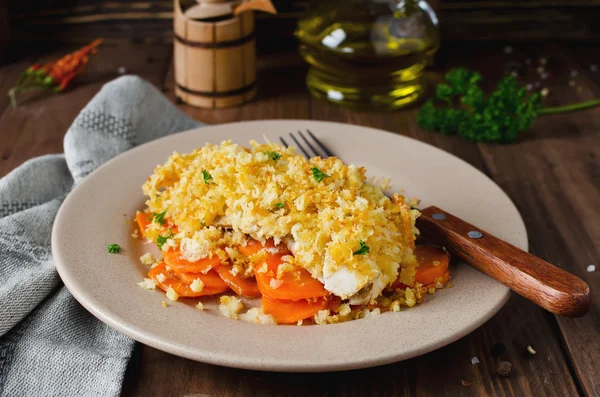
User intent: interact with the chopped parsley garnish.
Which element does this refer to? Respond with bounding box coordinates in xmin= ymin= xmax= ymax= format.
xmin=202 ymin=170 xmax=213 ymax=184
xmin=152 ymin=210 xmax=167 ymax=225
xmin=107 ymin=244 xmax=121 ymax=253
xmin=264 ymin=150 xmax=281 ymax=161
xmin=311 ymin=166 xmax=329 ymax=182
xmin=353 ymin=240 xmax=369 ymax=256
xmin=157 ymin=229 xmax=174 ymax=249
xmin=274 ymin=202 xmax=285 ymax=209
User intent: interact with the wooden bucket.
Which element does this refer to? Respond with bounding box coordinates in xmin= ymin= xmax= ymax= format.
xmin=174 ymin=0 xmax=257 ymax=108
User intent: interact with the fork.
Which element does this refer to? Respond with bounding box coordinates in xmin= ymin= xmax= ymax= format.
xmin=280 ymin=130 xmax=591 ymax=318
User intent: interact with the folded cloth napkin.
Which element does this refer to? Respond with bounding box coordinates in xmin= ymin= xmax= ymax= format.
xmin=0 ymin=76 xmax=202 ymax=396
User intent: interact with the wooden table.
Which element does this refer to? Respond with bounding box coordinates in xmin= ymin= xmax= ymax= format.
xmin=1 ymin=41 xmax=598 ymax=397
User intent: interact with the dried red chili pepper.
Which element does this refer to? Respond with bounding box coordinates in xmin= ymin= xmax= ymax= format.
xmin=8 ymin=38 xmax=103 ymax=108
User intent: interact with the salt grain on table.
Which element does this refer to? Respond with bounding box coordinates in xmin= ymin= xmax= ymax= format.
xmin=471 ymin=356 xmax=480 ymax=365
xmin=587 ymin=265 xmax=596 ymax=272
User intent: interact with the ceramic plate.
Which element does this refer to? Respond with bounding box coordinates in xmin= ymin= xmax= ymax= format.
xmin=52 ymin=120 xmax=526 ymax=372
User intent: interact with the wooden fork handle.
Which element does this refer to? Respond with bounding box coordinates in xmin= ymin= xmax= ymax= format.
xmin=415 ymin=206 xmax=591 ymax=317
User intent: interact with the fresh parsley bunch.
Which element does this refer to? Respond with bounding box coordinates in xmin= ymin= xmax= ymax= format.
xmin=418 ymin=68 xmax=600 ymax=143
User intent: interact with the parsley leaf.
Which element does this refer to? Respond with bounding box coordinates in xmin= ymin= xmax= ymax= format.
xmin=264 ymin=150 xmax=281 ymax=161
xmin=157 ymin=229 xmax=174 ymax=249
xmin=152 ymin=210 xmax=167 ymax=225
xmin=311 ymin=166 xmax=329 ymax=182
xmin=202 ymin=170 xmax=213 ymax=184
xmin=273 ymin=202 xmax=285 ymax=209
xmin=353 ymin=240 xmax=369 ymax=256
xmin=107 ymin=244 xmax=121 ymax=253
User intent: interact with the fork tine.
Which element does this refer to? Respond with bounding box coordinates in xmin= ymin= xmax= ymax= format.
xmin=306 ymin=129 xmax=335 ymax=158
xmin=279 ymin=136 xmax=290 ymax=148
xmin=289 ymin=133 xmax=311 ymax=159
xmin=297 ymin=130 xmax=321 ymax=158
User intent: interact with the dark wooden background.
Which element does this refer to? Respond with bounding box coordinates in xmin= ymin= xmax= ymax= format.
xmin=2 ymin=0 xmax=600 ymax=53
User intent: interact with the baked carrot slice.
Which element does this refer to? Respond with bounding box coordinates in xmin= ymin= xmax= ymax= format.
xmin=136 ymin=211 xmax=179 ymax=239
xmin=148 ymin=262 xmax=229 ymax=297
xmin=164 ymin=250 xmax=221 ymax=273
xmin=433 ymin=271 xmax=451 ymax=287
xmin=136 ymin=211 xmax=151 ymax=238
xmin=213 ymin=265 xmax=261 ymax=298
xmin=261 ymin=295 xmax=330 ymax=324
xmin=172 ymin=269 xmax=230 ymax=289
xmin=414 ymin=245 xmax=450 ymax=285
xmin=254 ymin=253 xmax=329 ymax=301
xmin=390 ymin=245 xmax=451 ymax=289
xmin=237 ymin=238 xmax=289 ymax=257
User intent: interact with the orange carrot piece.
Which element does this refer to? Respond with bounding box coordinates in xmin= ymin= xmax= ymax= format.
xmin=163 ymin=250 xmax=221 ymax=273
xmin=389 ymin=279 xmax=408 ymax=291
xmin=174 ymin=269 xmax=230 ymax=289
xmin=389 ymin=245 xmax=451 ymax=289
xmin=254 ymin=253 xmax=329 ymax=301
xmin=135 ymin=211 xmax=178 ymax=241
xmin=148 ymin=263 xmax=229 ymax=297
xmin=213 ymin=265 xmax=261 ymax=298
xmin=135 ymin=211 xmax=152 ymax=238
xmin=434 ymin=271 xmax=451 ymax=287
xmin=261 ymin=295 xmax=330 ymax=324
xmin=413 ymin=245 xmax=450 ymax=286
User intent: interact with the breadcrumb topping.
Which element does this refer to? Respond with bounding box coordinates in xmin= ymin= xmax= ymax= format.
xmin=142 ymin=140 xmax=420 ymax=300
xmin=219 ymin=296 xmax=244 ymax=319
xmin=166 ymin=287 xmax=179 ymax=302
xmin=190 ymin=278 xmax=204 ymax=292
xmin=239 ymin=307 xmax=277 ymax=324
xmin=140 ymin=253 xmax=156 ymax=266
xmin=137 ymin=278 xmax=157 ymax=290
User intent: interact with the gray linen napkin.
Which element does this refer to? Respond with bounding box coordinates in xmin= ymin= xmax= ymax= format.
xmin=0 ymin=75 xmax=202 ymax=396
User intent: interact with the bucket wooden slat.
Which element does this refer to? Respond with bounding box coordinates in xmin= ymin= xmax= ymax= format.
xmin=174 ymin=0 xmax=257 ymax=109
xmin=241 ymin=11 xmax=256 ymax=93
xmin=215 ymin=18 xmax=243 ymax=93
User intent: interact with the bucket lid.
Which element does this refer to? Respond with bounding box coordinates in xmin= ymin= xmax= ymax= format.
xmin=183 ymin=0 xmax=240 ymax=20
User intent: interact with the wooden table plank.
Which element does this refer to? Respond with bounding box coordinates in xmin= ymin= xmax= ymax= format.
xmin=422 ymin=39 xmax=600 ymax=396
xmin=0 ymin=43 xmax=172 ymax=178
xmin=470 ymin=42 xmax=600 ymax=397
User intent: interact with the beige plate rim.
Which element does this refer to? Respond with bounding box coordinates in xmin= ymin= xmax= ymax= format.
xmin=52 ymin=120 xmax=525 ymax=372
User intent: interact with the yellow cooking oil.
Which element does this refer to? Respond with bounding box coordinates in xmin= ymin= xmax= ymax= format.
xmin=295 ymin=0 xmax=440 ymax=111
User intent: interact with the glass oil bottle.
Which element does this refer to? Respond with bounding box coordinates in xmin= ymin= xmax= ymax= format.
xmin=295 ymin=0 xmax=440 ymax=111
